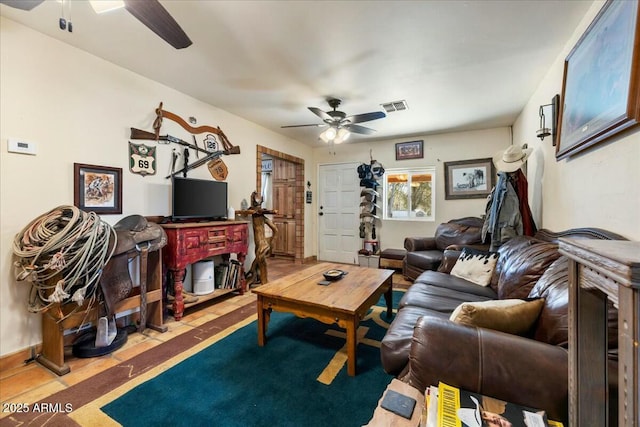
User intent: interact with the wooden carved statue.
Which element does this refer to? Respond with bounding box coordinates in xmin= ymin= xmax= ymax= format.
xmin=243 ymin=191 xmax=277 ymax=287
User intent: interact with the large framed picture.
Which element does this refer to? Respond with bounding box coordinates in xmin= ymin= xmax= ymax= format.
xmin=444 ymin=158 xmax=495 ymax=200
xmin=74 ymin=163 xmax=122 ymax=214
xmin=395 ymin=140 xmax=423 ymax=160
xmin=556 ymin=0 xmax=640 ymax=160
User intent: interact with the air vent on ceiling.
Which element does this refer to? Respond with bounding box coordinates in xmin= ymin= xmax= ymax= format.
xmin=381 ymin=100 xmax=408 ymax=113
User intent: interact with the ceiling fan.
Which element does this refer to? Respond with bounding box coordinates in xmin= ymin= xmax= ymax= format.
xmin=282 ymin=98 xmax=386 ymax=143
xmin=0 ymin=0 xmax=192 ymax=49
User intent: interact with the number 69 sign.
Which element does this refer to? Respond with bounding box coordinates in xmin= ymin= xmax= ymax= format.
xmin=129 ymin=142 xmax=157 ymax=177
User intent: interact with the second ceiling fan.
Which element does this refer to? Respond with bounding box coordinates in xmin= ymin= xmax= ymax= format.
xmin=282 ymin=98 xmax=386 ymax=143
xmin=0 ymin=0 xmax=192 ymax=49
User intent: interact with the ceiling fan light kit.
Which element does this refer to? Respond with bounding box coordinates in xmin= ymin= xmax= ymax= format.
xmin=319 ymin=127 xmax=350 ymax=144
xmin=282 ymin=98 xmax=386 ymax=144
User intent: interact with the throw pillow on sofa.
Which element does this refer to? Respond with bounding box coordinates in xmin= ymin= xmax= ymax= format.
xmin=496 ymin=241 xmax=561 ymax=299
xmin=449 ymin=248 xmax=499 ymax=287
xmin=449 ymin=298 xmax=545 ymax=335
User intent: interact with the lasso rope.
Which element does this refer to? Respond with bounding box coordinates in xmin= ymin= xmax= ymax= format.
xmin=13 ymin=205 xmax=116 ymax=317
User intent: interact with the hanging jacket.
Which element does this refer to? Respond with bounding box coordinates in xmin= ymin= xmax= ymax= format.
xmin=511 ymin=169 xmax=537 ymax=236
xmin=482 ymin=172 xmax=523 ymax=251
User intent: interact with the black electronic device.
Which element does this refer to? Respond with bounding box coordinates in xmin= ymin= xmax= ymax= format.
xmin=380 ymin=390 xmax=416 ymax=419
xmin=172 ymin=176 xmax=228 ymax=221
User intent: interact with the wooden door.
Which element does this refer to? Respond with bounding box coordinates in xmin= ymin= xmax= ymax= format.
xmin=273 ymin=182 xmax=295 ymax=218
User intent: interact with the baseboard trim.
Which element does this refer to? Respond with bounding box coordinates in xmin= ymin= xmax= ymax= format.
xmin=0 ymin=344 xmax=41 ymax=374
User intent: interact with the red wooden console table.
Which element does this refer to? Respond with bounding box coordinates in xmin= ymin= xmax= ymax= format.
xmin=161 ymin=220 xmax=249 ymax=320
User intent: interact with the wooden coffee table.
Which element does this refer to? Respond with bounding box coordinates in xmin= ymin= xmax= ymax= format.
xmin=253 ymin=262 xmax=394 ymax=376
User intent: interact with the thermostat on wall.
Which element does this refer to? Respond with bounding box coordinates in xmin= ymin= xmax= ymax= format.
xmin=7 ymin=138 xmax=37 ymax=155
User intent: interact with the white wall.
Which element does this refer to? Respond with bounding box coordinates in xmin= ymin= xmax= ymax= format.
xmin=0 ymin=18 xmax=312 ymax=357
xmin=311 ymin=127 xmax=511 ymax=251
xmin=512 ymin=1 xmax=640 ymax=240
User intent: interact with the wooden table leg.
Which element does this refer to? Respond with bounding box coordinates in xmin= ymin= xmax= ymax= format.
xmin=346 ymin=317 xmax=358 ymax=376
xmin=257 ymin=297 xmax=271 ymax=346
xmin=384 ymin=282 xmax=393 ymax=319
xmin=171 ymin=268 xmax=186 ymax=321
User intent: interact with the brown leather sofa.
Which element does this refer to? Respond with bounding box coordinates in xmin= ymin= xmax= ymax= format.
xmin=403 ymin=217 xmax=486 ymax=280
xmin=382 ymin=227 xmax=626 ymax=424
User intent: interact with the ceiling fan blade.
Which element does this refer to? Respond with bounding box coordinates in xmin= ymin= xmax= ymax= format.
xmin=344 ymin=124 xmax=377 ymax=135
xmin=308 ymin=107 xmax=334 ymax=123
xmin=124 ymin=0 xmax=192 ymax=49
xmin=0 ymin=0 xmax=44 ymax=11
xmin=281 ymin=124 xmax=327 ymax=129
xmin=344 ymin=111 xmax=386 ymax=124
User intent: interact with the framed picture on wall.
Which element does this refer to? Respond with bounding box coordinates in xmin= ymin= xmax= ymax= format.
xmin=556 ymin=0 xmax=640 ymax=160
xmin=444 ymin=158 xmax=495 ymax=200
xmin=74 ymin=163 xmax=122 ymax=214
xmin=395 ymin=140 xmax=423 ymax=160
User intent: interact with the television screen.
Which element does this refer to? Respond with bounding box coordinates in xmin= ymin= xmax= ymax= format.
xmin=172 ymin=176 xmax=228 ymax=220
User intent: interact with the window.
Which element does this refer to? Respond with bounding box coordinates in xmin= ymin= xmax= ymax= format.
xmin=383 ymin=167 xmax=435 ymax=221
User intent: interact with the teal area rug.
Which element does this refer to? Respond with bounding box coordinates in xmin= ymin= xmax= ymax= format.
xmin=102 ymin=291 xmax=403 ymax=426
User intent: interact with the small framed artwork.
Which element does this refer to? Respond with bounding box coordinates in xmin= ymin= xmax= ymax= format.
xmin=444 ymin=158 xmax=495 ymax=200
xmin=556 ymin=0 xmax=640 ymax=160
xmin=395 ymin=140 xmax=423 ymax=160
xmin=74 ymin=163 xmax=122 ymax=214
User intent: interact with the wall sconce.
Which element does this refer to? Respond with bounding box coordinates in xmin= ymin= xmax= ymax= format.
xmin=537 ymin=94 xmax=560 ymax=146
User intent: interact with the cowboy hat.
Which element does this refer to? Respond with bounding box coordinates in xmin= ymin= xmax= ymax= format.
xmin=493 ymin=144 xmax=532 ymax=173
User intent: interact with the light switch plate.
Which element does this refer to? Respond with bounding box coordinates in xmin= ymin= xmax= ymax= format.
xmin=7 ymin=138 xmax=37 ymax=155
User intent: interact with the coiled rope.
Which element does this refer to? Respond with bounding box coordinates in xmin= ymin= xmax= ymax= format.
xmin=13 ymin=205 xmax=116 ymax=317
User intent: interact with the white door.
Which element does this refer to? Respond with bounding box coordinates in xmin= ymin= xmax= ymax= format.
xmin=318 ymin=162 xmax=361 ymax=264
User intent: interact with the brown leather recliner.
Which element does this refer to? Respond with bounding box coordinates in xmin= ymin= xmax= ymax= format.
xmin=403 ymin=217 xmax=487 ymax=280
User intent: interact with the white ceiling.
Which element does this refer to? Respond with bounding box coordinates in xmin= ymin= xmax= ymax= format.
xmin=0 ymin=0 xmax=594 ymax=147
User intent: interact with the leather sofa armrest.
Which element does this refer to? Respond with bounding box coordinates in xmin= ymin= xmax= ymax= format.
xmin=437 ymin=249 xmax=462 ymax=273
xmin=404 ymin=237 xmax=437 ymax=251
xmin=405 ymin=316 xmax=568 ymax=424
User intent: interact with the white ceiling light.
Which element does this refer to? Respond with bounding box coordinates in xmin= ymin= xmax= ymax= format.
xmin=89 ymin=0 xmax=124 ymax=14
xmin=335 ymin=128 xmax=350 ymax=144
xmin=319 ymin=126 xmax=350 ymax=144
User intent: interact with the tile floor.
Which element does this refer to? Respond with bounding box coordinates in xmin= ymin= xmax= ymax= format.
xmin=0 ymin=258 xmax=409 ymax=418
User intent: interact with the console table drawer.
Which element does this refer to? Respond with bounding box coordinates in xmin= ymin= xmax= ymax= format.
xmin=208 ymin=227 xmax=228 ymax=246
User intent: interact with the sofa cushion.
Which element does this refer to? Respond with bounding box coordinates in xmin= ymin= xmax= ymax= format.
xmin=413 ymin=270 xmax=498 ymax=299
xmin=528 ymin=257 xmax=569 ymax=347
xmin=490 ymin=236 xmax=538 ymax=292
xmin=381 ymin=305 xmax=449 ymax=374
xmin=449 ymin=248 xmax=499 ymax=286
xmin=449 ymin=298 xmax=545 ymax=335
xmin=497 ymin=241 xmax=561 ymax=300
xmin=399 ymin=279 xmax=495 ymax=312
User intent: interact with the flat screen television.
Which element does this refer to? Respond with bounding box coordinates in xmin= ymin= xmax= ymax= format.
xmin=172 ymin=176 xmax=228 ymax=221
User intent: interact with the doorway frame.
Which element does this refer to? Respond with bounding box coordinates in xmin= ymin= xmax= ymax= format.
xmin=256 ymin=145 xmax=305 ymax=264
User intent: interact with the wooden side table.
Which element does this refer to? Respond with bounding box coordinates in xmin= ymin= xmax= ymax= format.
xmin=559 ymin=238 xmax=639 ymax=427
